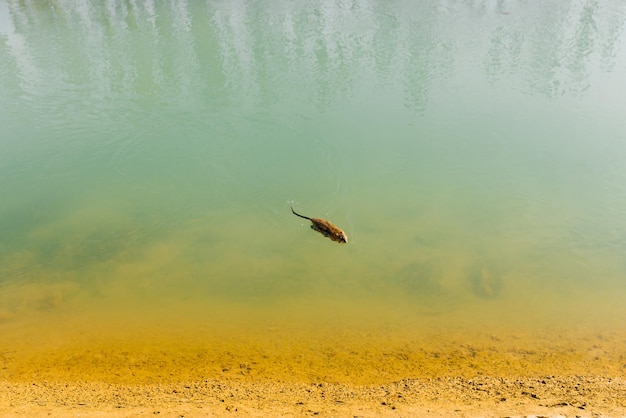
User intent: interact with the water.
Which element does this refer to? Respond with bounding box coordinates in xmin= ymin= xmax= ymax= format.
xmin=1 ymin=0 xmax=626 ymax=384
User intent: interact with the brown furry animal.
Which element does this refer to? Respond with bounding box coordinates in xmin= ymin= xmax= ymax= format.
xmin=291 ymin=206 xmax=348 ymax=244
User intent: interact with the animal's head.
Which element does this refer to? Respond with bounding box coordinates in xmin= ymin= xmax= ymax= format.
xmin=333 ymin=229 xmax=348 ymax=244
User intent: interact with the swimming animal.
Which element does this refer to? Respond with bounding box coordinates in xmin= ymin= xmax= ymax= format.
xmin=291 ymin=206 xmax=348 ymax=244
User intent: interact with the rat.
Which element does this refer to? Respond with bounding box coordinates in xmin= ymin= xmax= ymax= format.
xmin=291 ymin=206 xmax=348 ymax=244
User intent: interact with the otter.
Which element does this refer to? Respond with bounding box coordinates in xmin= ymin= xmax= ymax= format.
xmin=291 ymin=206 xmax=348 ymax=244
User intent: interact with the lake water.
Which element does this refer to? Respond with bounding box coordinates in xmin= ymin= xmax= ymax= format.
xmin=1 ymin=0 xmax=626 ymax=384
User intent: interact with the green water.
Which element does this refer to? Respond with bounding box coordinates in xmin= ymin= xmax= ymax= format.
xmin=1 ymin=1 xmax=626 ymax=383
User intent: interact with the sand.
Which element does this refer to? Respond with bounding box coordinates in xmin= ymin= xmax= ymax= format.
xmin=3 ymin=325 xmax=626 ymax=418
xmin=2 ymin=375 xmax=626 ymax=417
xmin=2 ymin=298 xmax=626 ymax=417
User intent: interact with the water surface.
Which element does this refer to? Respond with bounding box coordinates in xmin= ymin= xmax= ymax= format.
xmin=1 ymin=0 xmax=626 ymax=383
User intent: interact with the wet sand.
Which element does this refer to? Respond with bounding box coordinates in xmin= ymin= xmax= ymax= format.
xmin=2 ymin=294 xmax=626 ymax=417
xmin=2 ymin=375 xmax=625 ymax=417
xmin=2 ymin=321 xmax=626 ymax=417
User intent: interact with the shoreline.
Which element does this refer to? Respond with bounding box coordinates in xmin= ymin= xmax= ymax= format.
xmin=3 ymin=375 xmax=625 ymax=417
xmin=3 ymin=305 xmax=626 ymax=416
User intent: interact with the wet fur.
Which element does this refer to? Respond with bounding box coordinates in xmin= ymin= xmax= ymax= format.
xmin=291 ymin=207 xmax=348 ymax=244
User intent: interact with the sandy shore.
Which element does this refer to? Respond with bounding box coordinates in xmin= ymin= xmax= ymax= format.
xmin=3 ymin=299 xmax=626 ymax=417
xmin=2 ymin=375 xmax=625 ymax=417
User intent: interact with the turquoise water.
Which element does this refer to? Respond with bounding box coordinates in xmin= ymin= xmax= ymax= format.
xmin=1 ymin=0 xmax=626 ymax=383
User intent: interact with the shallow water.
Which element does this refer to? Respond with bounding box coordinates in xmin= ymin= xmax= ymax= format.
xmin=1 ymin=0 xmax=626 ymax=383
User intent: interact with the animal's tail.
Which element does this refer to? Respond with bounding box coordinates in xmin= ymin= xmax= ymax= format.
xmin=291 ymin=206 xmax=311 ymax=220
